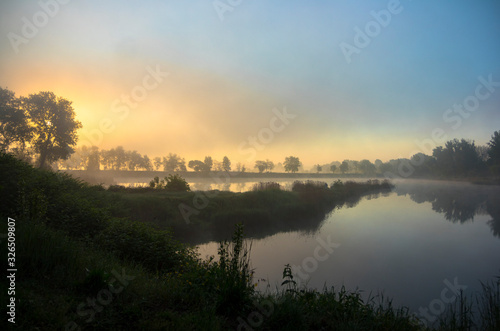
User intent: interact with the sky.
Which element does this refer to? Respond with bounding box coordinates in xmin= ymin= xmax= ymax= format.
xmin=1 ymin=0 xmax=499 ymax=168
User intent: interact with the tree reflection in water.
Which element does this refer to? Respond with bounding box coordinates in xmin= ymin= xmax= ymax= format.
xmin=394 ymin=181 xmax=500 ymax=238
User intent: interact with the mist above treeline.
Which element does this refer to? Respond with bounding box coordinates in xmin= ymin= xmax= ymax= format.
xmin=1 ymin=87 xmax=499 ymax=179
xmin=9 ymin=136 xmax=500 ymax=181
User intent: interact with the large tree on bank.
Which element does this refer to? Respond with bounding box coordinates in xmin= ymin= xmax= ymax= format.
xmin=22 ymin=91 xmax=82 ymax=168
xmin=488 ymin=130 xmax=500 ymax=174
xmin=284 ymin=156 xmax=301 ymax=173
xmin=0 ymin=87 xmax=31 ymax=154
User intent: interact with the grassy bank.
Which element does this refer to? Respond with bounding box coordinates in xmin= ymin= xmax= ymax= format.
xmin=105 ymin=179 xmax=393 ymax=244
xmin=1 ymin=152 xmax=499 ymax=330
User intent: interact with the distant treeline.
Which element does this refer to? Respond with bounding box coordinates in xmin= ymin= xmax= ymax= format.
xmin=52 ymin=131 xmax=500 ymax=179
xmin=54 ymin=147 xmax=305 ymax=173
xmin=319 ymin=134 xmax=499 ymax=179
xmin=0 ymin=86 xmax=498 ymax=178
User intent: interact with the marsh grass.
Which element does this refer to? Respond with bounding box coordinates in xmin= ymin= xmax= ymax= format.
xmin=477 ymin=276 xmax=500 ymax=330
xmin=252 ymin=181 xmax=281 ymax=191
xmin=249 ymin=268 xmax=423 ymax=330
xmin=436 ymin=276 xmax=500 ymax=331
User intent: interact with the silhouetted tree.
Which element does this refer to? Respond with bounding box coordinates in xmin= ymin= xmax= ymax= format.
xmin=212 ymin=159 xmax=223 ymax=171
xmin=222 ymin=156 xmax=231 ymax=172
xmin=339 ymin=160 xmax=349 ymax=174
xmin=265 ymin=159 xmax=274 ymax=172
xmin=487 ymin=130 xmax=500 ymax=174
xmin=114 ymin=146 xmax=127 ymax=170
xmin=100 ymin=149 xmax=112 ymax=170
xmin=188 ymin=160 xmax=208 ymax=172
xmin=86 ymin=146 xmax=100 ymax=171
xmin=351 ymin=160 xmax=359 ymax=173
xmin=255 ymin=160 xmax=267 ymax=173
xmin=476 ymin=145 xmax=490 ymax=163
xmin=204 ymin=156 xmax=213 ymax=172
xmin=0 ymin=87 xmax=31 ymax=156
xmin=58 ymin=149 xmax=82 ymax=170
xmin=163 ymin=153 xmax=185 ymax=172
xmin=433 ymin=139 xmax=484 ymax=177
xmin=235 ymin=162 xmax=245 ymax=173
xmin=126 ymin=150 xmax=143 ymax=170
xmin=284 ymin=156 xmax=301 ymax=173
xmin=330 ymin=164 xmax=337 ymax=173
xmin=177 ymin=158 xmax=186 ymax=172
xmin=379 ymin=162 xmax=393 ymax=175
xmin=21 ymin=91 xmax=82 ymax=168
xmin=316 ymin=164 xmax=322 ymax=173
xmin=153 ymin=157 xmax=162 ymax=171
xmin=141 ymin=155 xmax=153 ymax=171
xmin=358 ymin=159 xmax=376 ymax=175
xmin=410 ymin=153 xmax=436 ymax=177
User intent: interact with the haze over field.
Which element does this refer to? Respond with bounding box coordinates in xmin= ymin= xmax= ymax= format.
xmin=1 ymin=0 xmax=499 ymax=168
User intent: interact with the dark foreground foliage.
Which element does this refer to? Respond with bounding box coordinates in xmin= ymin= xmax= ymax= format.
xmin=1 ymin=152 xmax=498 ymax=330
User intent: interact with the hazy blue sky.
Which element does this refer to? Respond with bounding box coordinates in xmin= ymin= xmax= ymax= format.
xmin=1 ymin=0 xmax=499 ymax=167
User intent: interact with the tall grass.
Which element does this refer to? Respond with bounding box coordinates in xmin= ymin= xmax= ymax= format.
xmin=248 ymin=265 xmax=423 ymax=330
xmin=252 ymin=181 xmax=281 ymax=191
xmin=477 ymin=276 xmax=500 ymax=330
xmin=212 ymin=223 xmax=255 ymax=317
xmin=436 ymin=276 xmax=500 ymax=330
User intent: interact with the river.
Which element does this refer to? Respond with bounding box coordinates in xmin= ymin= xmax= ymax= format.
xmin=194 ymin=179 xmax=500 ymax=321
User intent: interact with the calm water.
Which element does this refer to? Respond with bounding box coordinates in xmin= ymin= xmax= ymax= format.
xmin=196 ymin=179 xmax=500 ymax=316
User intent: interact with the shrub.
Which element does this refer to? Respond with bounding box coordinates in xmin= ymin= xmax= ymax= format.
xmin=149 ymin=174 xmax=190 ymax=192
xmin=165 ymin=174 xmax=191 ymax=192
xmin=210 ymin=223 xmax=255 ymax=317
xmin=95 ymin=219 xmax=195 ymax=273
xmin=252 ymin=181 xmax=281 ymax=191
xmin=149 ymin=176 xmax=164 ymax=189
xmin=292 ymin=180 xmax=329 ymax=193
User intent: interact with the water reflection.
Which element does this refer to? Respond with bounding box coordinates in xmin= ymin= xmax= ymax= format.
xmin=394 ymin=181 xmax=500 ymax=238
xmin=180 ymin=190 xmax=388 ymax=246
xmin=182 ymin=180 xmax=500 ymax=244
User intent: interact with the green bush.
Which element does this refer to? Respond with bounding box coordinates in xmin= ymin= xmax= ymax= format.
xmin=149 ymin=174 xmax=191 ymax=192
xmin=165 ymin=174 xmax=191 ymax=192
xmin=207 ymin=224 xmax=255 ymax=317
xmin=95 ymin=219 xmax=195 ymax=273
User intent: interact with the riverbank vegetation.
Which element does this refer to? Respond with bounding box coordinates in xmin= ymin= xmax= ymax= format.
xmin=104 ymin=178 xmax=393 ymax=244
xmin=1 ymin=152 xmax=499 ymax=330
